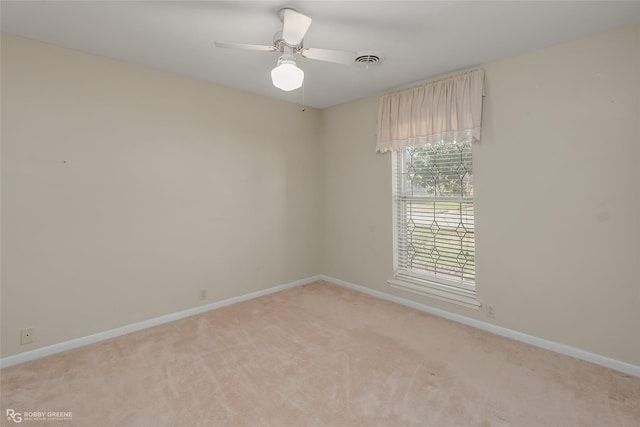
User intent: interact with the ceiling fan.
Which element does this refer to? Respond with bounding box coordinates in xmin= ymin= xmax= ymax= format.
xmin=215 ymin=8 xmax=368 ymax=91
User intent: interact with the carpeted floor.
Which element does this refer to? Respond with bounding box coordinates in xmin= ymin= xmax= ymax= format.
xmin=1 ymin=281 xmax=638 ymax=426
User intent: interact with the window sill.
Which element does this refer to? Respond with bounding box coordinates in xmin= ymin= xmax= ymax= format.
xmin=388 ymin=276 xmax=482 ymax=310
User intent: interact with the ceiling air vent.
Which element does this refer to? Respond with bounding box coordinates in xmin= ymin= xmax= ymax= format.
xmin=355 ymin=51 xmax=384 ymax=66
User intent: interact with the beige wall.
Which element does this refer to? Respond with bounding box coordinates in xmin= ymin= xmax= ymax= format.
xmin=1 ymin=35 xmax=322 ymax=357
xmin=321 ymin=23 xmax=640 ymax=366
xmin=2 ymin=23 xmax=639 ymax=367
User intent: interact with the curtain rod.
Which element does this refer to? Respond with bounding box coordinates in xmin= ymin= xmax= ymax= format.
xmin=383 ymin=67 xmax=483 ymax=96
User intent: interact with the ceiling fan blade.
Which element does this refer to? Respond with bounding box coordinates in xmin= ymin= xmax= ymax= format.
xmin=214 ymin=41 xmax=276 ymax=52
xmin=281 ymin=8 xmax=312 ymax=45
xmin=300 ymin=48 xmax=356 ymax=65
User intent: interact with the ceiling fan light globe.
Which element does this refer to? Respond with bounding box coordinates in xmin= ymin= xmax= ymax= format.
xmin=271 ymin=63 xmax=304 ymax=91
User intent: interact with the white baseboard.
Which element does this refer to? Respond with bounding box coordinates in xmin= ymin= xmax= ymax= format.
xmin=0 ymin=275 xmax=323 ymax=369
xmin=320 ymin=275 xmax=640 ymax=378
xmin=3 ymin=273 xmax=638 ymax=378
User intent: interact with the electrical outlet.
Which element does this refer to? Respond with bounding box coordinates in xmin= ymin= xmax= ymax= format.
xmin=199 ymin=289 xmax=207 ymax=301
xmin=486 ymin=306 xmax=495 ymax=319
xmin=20 ymin=328 xmax=34 ymax=345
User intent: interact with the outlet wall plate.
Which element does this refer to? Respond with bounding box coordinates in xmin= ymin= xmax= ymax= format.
xmin=20 ymin=328 xmax=34 ymax=345
xmin=487 ymin=306 xmax=495 ymax=319
xmin=487 ymin=305 xmax=496 ymax=319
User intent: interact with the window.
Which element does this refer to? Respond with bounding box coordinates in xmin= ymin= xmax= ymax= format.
xmin=376 ymin=69 xmax=484 ymax=308
xmin=391 ymin=141 xmax=479 ymax=308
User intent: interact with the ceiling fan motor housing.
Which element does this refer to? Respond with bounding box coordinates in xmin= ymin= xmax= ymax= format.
xmin=273 ymin=32 xmax=302 ymax=52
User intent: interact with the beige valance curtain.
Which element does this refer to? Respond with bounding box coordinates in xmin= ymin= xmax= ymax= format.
xmin=376 ymin=69 xmax=485 ymax=153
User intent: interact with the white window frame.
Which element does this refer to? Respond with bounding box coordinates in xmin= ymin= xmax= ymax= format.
xmin=389 ymin=147 xmax=481 ymax=310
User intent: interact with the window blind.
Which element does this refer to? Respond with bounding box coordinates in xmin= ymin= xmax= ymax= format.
xmin=395 ymin=142 xmax=475 ymax=287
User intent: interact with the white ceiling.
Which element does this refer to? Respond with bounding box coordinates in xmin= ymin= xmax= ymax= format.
xmin=2 ymin=1 xmax=640 ymax=109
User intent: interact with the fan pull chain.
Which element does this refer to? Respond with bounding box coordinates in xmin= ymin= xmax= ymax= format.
xmin=301 ymin=81 xmax=306 ymax=112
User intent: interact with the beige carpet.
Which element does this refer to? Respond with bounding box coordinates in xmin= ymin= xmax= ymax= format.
xmin=1 ymin=281 xmax=638 ymax=426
